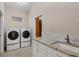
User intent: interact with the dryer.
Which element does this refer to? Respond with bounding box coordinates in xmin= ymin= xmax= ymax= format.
xmin=7 ymin=28 xmax=20 ymax=51
xmin=21 ymin=29 xmax=30 ymax=48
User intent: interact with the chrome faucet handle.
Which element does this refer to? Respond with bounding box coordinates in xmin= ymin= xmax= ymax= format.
xmin=65 ymin=34 xmax=70 ymax=44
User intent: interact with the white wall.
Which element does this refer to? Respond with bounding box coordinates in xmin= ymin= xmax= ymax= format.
xmin=29 ymin=2 xmax=79 ymax=39
xmin=0 ymin=14 xmax=1 ymax=52
xmin=0 ymin=15 xmax=1 ymax=34
xmin=0 ymin=2 xmax=5 ymax=52
xmin=5 ymin=6 xmax=29 ymax=30
xmin=0 ymin=3 xmax=29 ymax=52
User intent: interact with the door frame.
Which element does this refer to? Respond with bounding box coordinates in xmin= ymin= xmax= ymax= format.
xmin=0 ymin=9 xmax=5 ymax=52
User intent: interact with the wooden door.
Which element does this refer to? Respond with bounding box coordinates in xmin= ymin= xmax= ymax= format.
xmin=35 ymin=16 xmax=42 ymax=37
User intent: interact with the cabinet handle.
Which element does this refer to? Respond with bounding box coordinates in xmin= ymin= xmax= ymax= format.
xmin=37 ymin=48 xmax=39 ymax=52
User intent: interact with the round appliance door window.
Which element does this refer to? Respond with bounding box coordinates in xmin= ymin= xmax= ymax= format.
xmin=22 ymin=31 xmax=30 ymax=38
xmin=8 ymin=31 xmax=19 ymax=40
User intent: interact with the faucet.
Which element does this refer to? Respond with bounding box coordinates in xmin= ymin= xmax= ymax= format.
xmin=65 ymin=34 xmax=70 ymax=44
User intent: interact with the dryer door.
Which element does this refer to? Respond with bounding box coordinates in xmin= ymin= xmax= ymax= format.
xmin=22 ymin=31 xmax=30 ymax=38
xmin=8 ymin=31 xmax=19 ymax=40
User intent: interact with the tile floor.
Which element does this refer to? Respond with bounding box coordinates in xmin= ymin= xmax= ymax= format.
xmin=0 ymin=46 xmax=33 ymax=57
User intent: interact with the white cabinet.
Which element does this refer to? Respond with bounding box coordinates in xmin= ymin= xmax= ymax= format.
xmin=33 ymin=40 xmax=46 ymax=57
xmin=33 ymin=40 xmax=71 ymax=57
xmin=33 ymin=40 xmax=38 ymax=56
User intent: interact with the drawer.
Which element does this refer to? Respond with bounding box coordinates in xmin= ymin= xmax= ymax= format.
xmin=21 ymin=42 xmax=30 ymax=47
xmin=7 ymin=44 xmax=20 ymax=51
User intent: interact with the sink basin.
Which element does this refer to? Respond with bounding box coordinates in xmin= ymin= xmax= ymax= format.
xmin=39 ymin=39 xmax=57 ymax=45
xmin=50 ymin=42 xmax=79 ymax=56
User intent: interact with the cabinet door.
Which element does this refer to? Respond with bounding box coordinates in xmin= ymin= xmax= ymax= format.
xmin=33 ymin=40 xmax=46 ymax=57
xmin=33 ymin=40 xmax=38 ymax=57
xmin=47 ymin=52 xmax=57 ymax=57
xmin=37 ymin=42 xmax=47 ymax=57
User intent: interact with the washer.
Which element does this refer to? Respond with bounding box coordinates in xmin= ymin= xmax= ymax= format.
xmin=7 ymin=28 xmax=20 ymax=51
xmin=21 ymin=29 xmax=30 ymax=48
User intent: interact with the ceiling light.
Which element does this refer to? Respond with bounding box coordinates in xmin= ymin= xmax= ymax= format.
xmin=15 ymin=2 xmax=29 ymax=6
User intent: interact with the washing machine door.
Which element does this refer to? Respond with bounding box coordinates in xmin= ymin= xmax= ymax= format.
xmin=8 ymin=31 xmax=19 ymax=40
xmin=22 ymin=30 xmax=30 ymax=38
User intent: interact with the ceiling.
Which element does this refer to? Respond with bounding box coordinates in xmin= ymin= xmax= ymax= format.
xmin=5 ymin=2 xmax=32 ymax=11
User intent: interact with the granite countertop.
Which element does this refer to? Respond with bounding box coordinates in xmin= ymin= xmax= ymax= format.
xmin=34 ymin=37 xmax=79 ymax=57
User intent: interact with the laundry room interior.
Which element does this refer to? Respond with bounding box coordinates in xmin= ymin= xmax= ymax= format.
xmin=4 ymin=3 xmax=31 ymax=51
xmin=0 ymin=2 xmax=79 ymax=57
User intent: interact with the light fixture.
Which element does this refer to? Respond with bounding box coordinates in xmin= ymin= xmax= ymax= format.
xmin=15 ymin=2 xmax=29 ymax=6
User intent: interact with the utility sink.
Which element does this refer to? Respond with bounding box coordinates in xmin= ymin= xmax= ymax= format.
xmin=50 ymin=42 xmax=79 ymax=56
